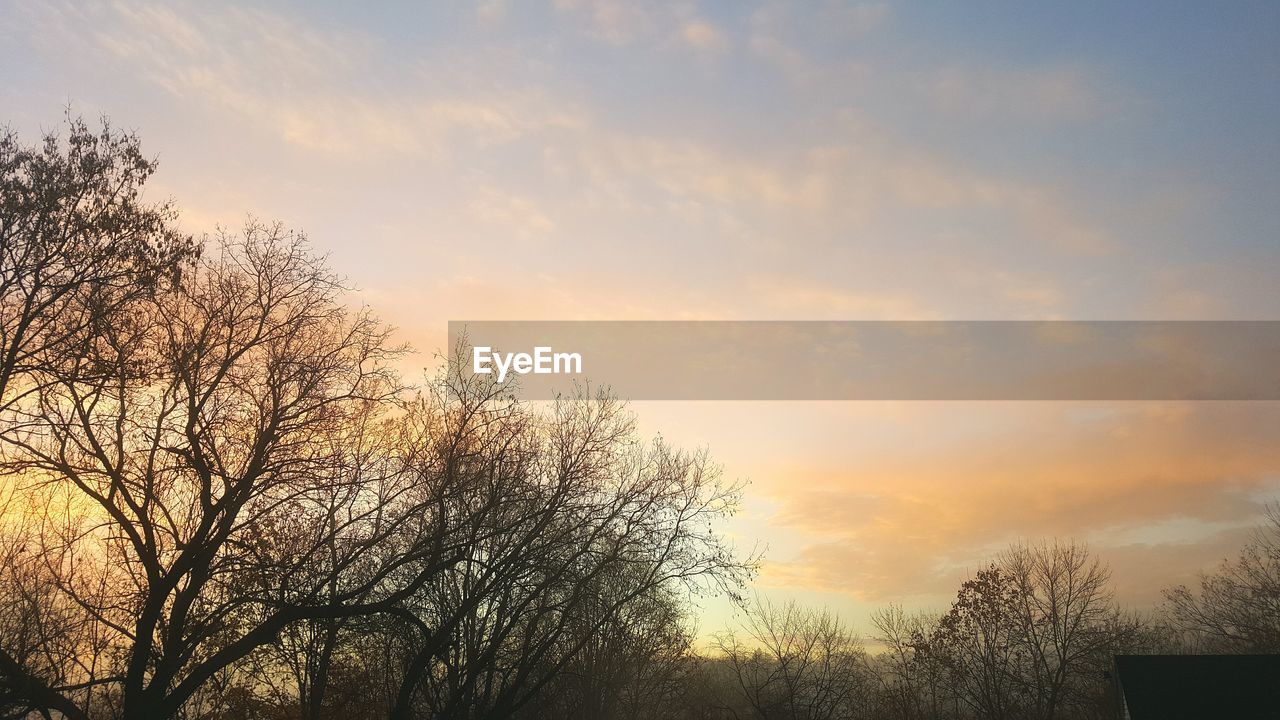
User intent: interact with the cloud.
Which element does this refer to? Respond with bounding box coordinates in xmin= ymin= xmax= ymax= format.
xmin=755 ymin=402 xmax=1280 ymax=604
xmin=467 ymin=186 xmax=557 ymax=237
xmin=477 ymin=0 xmax=506 ymax=24
xmin=25 ymin=0 xmax=580 ymax=158
xmin=21 ymin=0 xmax=1116 ymax=267
xmin=745 ymin=277 xmax=940 ymax=319
xmin=681 ymin=20 xmax=728 ymax=53
xmin=551 ymin=0 xmax=657 ymax=46
xmin=748 ymin=1 xmax=888 ymax=79
xmin=534 ymin=109 xmax=1113 ymax=264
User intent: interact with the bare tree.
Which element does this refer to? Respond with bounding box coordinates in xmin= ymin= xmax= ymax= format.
xmin=0 ymin=225 xmax=485 ymax=719
xmin=918 ymin=565 xmax=1026 ymax=720
xmin=1164 ymin=503 xmax=1280 ymax=653
xmin=0 ymin=116 xmax=196 ymax=416
xmin=713 ymin=596 xmax=868 ymax=720
xmin=0 ymin=116 xmax=198 ymax=720
xmin=868 ymin=605 xmax=949 ymax=720
xmin=1000 ymin=542 xmax=1140 ymax=720
xmin=0 ymin=113 xmax=760 ymax=720
xmin=386 ymin=386 xmax=752 ymax=720
xmin=512 ymin=570 xmax=698 ymax=720
xmin=188 ymin=355 xmax=750 ymax=720
xmin=917 ymin=542 xmax=1138 ymax=720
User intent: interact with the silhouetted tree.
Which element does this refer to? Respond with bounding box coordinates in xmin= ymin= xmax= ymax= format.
xmin=383 ymin=386 xmax=751 ymax=720
xmin=868 ymin=605 xmax=950 ymax=720
xmin=513 ymin=572 xmax=698 ymax=720
xmin=919 ymin=565 xmax=1026 ymax=720
xmin=713 ymin=596 xmax=869 ymax=720
xmin=0 ymin=116 xmax=199 ymax=720
xmin=1000 ymin=542 xmax=1141 ymax=720
xmin=0 ymin=163 xmax=751 ymax=718
xmin=1164 ymin=503 xmax=1280 ymax=653
xmin=0 ymin=116 xmax=196 ymax=415
xmin=0 ymin=223 xmax=468 ymax=719
xmin=916 ymin=542 xmax=1139 ymax=720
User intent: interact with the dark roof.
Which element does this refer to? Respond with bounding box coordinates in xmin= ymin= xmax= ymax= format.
xmin=1113 ymin=654 xmax=1280 ymax=720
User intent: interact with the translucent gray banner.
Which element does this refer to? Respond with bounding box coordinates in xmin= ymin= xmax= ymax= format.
xmin=447 ymin=321 xmax=1280 ymax=400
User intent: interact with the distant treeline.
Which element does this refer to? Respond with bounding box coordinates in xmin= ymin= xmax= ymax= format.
xmin=695 ymin=521 xmax=1279 ymax=720
xmin=1 ymin=119 xmax=1275 ymax=720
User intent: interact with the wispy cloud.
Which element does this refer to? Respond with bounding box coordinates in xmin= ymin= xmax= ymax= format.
xmin=25 ymin=0 xmax=580 ymax=157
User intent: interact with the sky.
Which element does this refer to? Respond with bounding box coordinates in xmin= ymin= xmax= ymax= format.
xmin=3 ymin=0 xmax=1279 ymax=635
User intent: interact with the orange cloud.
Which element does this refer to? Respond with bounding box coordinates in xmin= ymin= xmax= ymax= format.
xmin=681 ymin=20 xmax=728 ymax=53
xmin=755 ymin=402 xmax=1280 ymax=605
